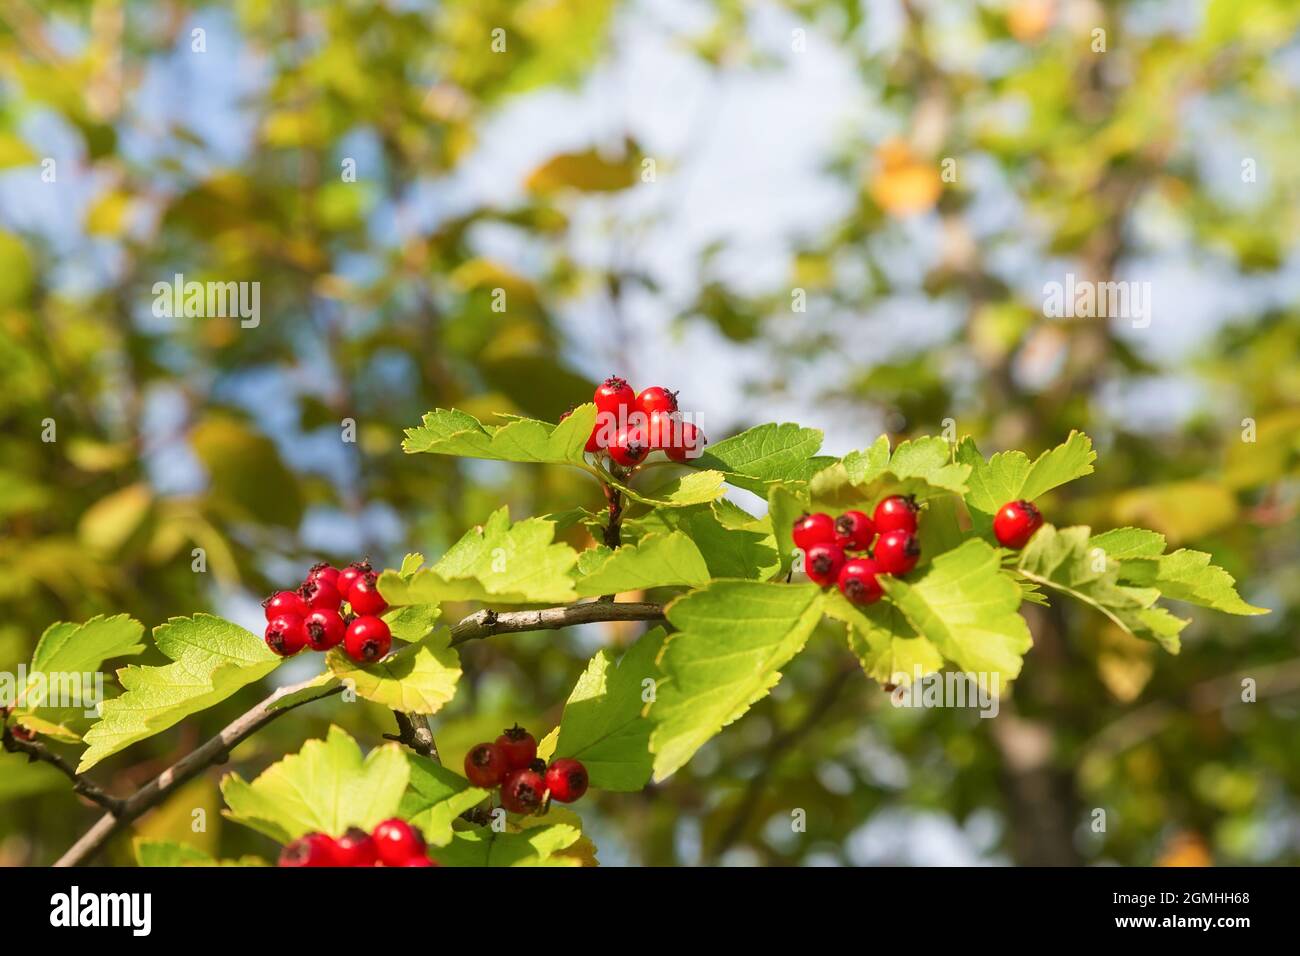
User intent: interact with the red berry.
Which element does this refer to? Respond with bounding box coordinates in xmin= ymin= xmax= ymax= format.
xmin=265 ymin=614 xmax=308 ymax=656
xmin=635 ymin=386 xmax=679 ymax=417
xmin=278 ymin=832 xmax=338 ymax=867
xmin=303 ymin=609 xmax=346 ymax=651
xmin=993 ymin=499 xmax=1044 ymax=549
xmin=263 ymin=590 xmax=308 ymax=621
xmin=344 ymin=616 xmax=392 ymax=663
xmin=838 ymin=557 xmax=884 ymax=605
xmin=306 ymin=563 xmax=340 ymax=590
xmin=664 ymin=421 xmax=705 ymax=463
xmin=400 ymin=856 xmax=436 ymax=867
xmin=500 ymin=769 xmax=546 ymax=814
xmin=337 ymin=560 xmax=372 ymax=596
xmin=874 ymin=530 xmax=921 ymax=576
xmin=300 ymin=577 xmax=343 ymax=612
xmin=608 ymin=426 xmax=650 ymax=468
xmin=593 ymin=376 xmax=635 ymax=416
xmin=645 ymin=409 xmax=676 ymax=450
xmin=804 ymin=542 xmax=846 ymax=587
xmin=586 ymin=410 xmax=617 ymax=453
xmin=372 ymin=818 xmax=425 ymax=866
xmin=873 ymin=495 xmax=919 ymax=534
xmin=464 ymin=742 xmax=510 ymax=788
xmin=333 ymin=827 xmax=378 ymax=867
xmin=792 ymin=513 xmax=836 ymax=551
xmin=545 ymin=758 xmax=589 ymax=803
xmin=496 ymin=724 xmax=538 ymax=770
xmin=834 ymin=510 xmax=876 ymax=551
xmin=347 ymin=572 xmax=388 ymax=615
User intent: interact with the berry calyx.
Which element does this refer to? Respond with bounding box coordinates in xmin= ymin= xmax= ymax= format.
xmin=344 ymin=616 xmax=392 ymax=663
xmin=608 ymin=426 xmax=650 ymax=468
xmin=873 ymin=495 xmax=919 ymax=534
xmin=299 ymin=578 xmax=343 ymax=612
xmin=303 ymin=609 xmax=346 ymax=651
xmin=664 ymin=421 xmax=705 ymax=463
xmin=372 ymin=818 xmax=425 ymax=866
xmin=834 ymin=510 xmax=876 ymax=551
xmin=336 ymin=560 xmax=372 ymax=597
xmin=307 ymin=563 xmax=340 ymax=590
xmin=496 ymin=724 xmax=538 ymax=770
xmin=347 ymin=572 xmax=388 ymax=615
xmin=635 ymin=386 xmax=679 ymax=416
xmin=874 ymin=530 xmax=921 ymax=576
xmin=545 ymin=758 xmax=589 ymax=803
xmin=804 ymin=542 xmax=846 ymax=587
xmin=500 ymin=769 xmax=546 ymax=814
xmin=464 ymin=742 xmax=510 ymax=788
xmin=278 ymin=832 xmax=339 ymax=867
xmin=263 ymin=590 xmax=308 ymax=621
xmin=333 ymin=827 xmax=378 ymax=867
xmin=993 ymin=499 xmax=1044 ymax=549
xmin=792 ymin=512 xmax=836 ymax=551
xmin=838 ymin=557 xmax=884 ymax=605
xmin=265 ymin=614 xmax=308 ymax=657
xmin=593 ymin=376 xmax=635 ymax=416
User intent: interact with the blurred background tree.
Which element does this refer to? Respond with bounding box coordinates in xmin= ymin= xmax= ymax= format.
xmin=1 ymin=0 xmax=1296 ymax=866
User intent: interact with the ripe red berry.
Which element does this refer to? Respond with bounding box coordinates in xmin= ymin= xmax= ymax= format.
xmin=586 ymin=410 xmax=617 ymax=453
xmin=834 ymin=510 xmax=876 ymax=551
xmin=303 ymin=609 xmax=346 ymax=651
xmin=664 ymin=421 xmax=705 ymax=463
xmin=874 ymin=530 xmax=921 ymax=576
xmin=792 ymin=513 xmax=836 ymax=551
xmin=333 ymin=827 xmax=378 ymax=867
xmin=344 ymin=616 xmax=392 ymax=663
xmin=278 ymin=832 xmax=339 ymax=867
xmin=635 ymin=386 xmax=679 ymax=417
xmin=500 ymin=769 xmax=546 ymax=814
xmin=993 ymin=499 xmax=1044 ymax=549
xmin=300 ymin=578 xmax=343 ymax=612
xmin=645 ymin=408 xmax=676 ymax=450
xmin=263 ymin=590 xmax=308 ymax=621
xmin=307 ymin=563 xmax=340 ymax=590
xmin=838 ymin=557 xmax=884 ymax=605
xmin=545 ymin=758 xmax=589 ymax=803
xmin=804 ymin=542 xmax=846 ymax=587
xmin=336 ymin=560 xmax=372 ymax=597
xmin=873 ymin=495 xmax=919 ymax=534
xmin=372 ymin=818 xmax=425 ymax=866
xmin=594 ymin=376 xmax=635 ymax=416
xmin=265 ymin=614 xmax=308 ymax=657
xmin=608 ymin=426 xmax=650 ymax=468
xmin=496 ymin=724 xmax=538 ymax=770
xmin=347 ymin=572 xmax=388 ymax=615
xmin=464 ymin=742 xmax=510 ymax=788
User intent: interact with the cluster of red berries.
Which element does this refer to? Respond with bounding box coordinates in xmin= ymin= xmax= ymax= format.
xmin=262 ymin=561 xmax=392 ymax=664
xmin=993 ymin=499 xmax=1044 ymax=549
xmin=463 ymin=725 xmax=589 ymax=814
xmin=793 ymin=495 xmax=923 ymax=605
xmin=566 ymin=376 xmax=706 ymax=468
xmin=278 ymin=818 xmax=434 ymax=867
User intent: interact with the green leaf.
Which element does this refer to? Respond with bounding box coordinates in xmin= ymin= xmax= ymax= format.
xmin=1016 ymin=525 xmax=1187 ymax=652
xmin=878 ymin=539 xmax=1033 ymax=687
xmin=649 ymin=581 xmax=825 ymax=781
xmin=573 ymin=533 xmax=710 ymax=596
xmin=824 ymin=590 xmax=943 ymax=686
xmin=632 ymin=502 xmax=780 ymax=581
xmin=957 ymin=431 xmax=1096 ymax=529
xmin=608 ymin=468 xmax=727 ymax=508
xmin=326 ymin=632 xmax=461 ymax=715
xmin=21 ymin=614 xmax=145 ymax=711
xmin=1088 ymin=527 xmax=1167 ymax=559
xmin=687 ymin=423 xmax=830 ymax=494
xmin=134 ymin=839 xmax=267 ymax=867
xmin=432 ymin=823 xmax=582 ymax=867
xmin=381 ymin=603 xmax=443 ymax=642
xmin=398 ymin=754 xmax=490 ymax=846
xmin=222 ymin=726 xmax=410 ymax=843
xmin=549 ymin=628 xmax=666 ymax=790
xmin=79 ymin=614 xmax=281 ymax=772
xmin=379 ymin=507 xmax=578 ymax=606
xmin=767 ymin=483 xmax=811 ymax=578
xmin=1092 ymin=529 xmax=1268 ymax=616
xmin=810 ymin=436 xmax=970 ymax=511
xmin=402 ymin=404 xmax=595 ymax=465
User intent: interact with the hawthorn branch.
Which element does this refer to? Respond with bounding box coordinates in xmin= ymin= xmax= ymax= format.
xmin=2 ymin=726 xmax=125 ymax=815
xmin=389 ymin=711 xmax=439 ymax=763
xmin=448 ymin=601 xmax=665 ymax=647
xmin=55 ymin=677 xmax=344 ymax=868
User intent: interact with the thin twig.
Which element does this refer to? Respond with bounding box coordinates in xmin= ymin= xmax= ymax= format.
xmin=390 ymin=711 xmax=439 ymax=763
xmin=2 ymin=727 xmax=126 ymax=814
xmin=448 ymin=602 xmax=665 ymax=647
